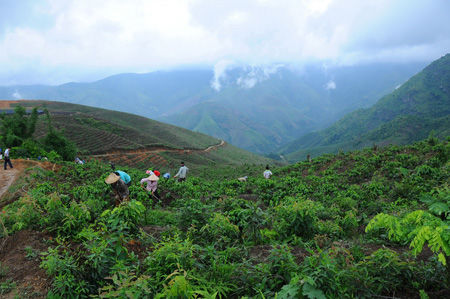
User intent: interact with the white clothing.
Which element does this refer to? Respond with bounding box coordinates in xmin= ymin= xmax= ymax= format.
xmin=263 ymin=170 xmax=272 ymax=179
xmin=175 ymin=165 xmax=189 ymax=178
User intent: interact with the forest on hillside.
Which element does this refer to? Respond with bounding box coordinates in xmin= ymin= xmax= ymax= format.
xmin=0 ymin=136 xmax=448 ymax=298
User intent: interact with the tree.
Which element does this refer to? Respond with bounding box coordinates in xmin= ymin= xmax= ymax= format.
xmin=42 ymin=109 xmax=77 ymax=161
xmin=0 ymin=105 xmax=39 ymax=147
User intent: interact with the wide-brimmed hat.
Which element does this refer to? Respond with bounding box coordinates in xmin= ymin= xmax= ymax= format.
xmin=148 ymin=173 xmax=159 ymax=181
xmin=105 ymin=172 xmax=120 ymax=184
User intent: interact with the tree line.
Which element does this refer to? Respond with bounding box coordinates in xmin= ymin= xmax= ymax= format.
xmin=0 ymin=105 xmax=77 ymax=161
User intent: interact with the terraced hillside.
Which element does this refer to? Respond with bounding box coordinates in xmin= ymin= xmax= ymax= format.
xmin=0 ymin=100 xmax=273 ymax=169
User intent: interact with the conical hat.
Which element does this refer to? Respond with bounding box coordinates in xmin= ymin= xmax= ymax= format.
xmin=148 ymin=173 xmax=159 ymax=181
xmin=105 ymin=173 xmax=120 ymax=184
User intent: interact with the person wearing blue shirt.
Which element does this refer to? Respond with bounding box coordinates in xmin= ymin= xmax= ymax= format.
xmin=115 ymin=170 xmax=131 ymax=186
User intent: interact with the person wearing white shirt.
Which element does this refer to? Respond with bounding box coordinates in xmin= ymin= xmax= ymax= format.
xmin=174 ymin=161 xmax=189 ymax=182
xmin=263 ymin=165 xmax=272 ymax=179
xmin=4 ymin=148 xmax=13 ymax=170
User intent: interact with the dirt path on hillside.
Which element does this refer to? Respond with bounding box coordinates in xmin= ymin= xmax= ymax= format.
xmin=204 ymin=139 xmax=225 ymax=152
xmin=90 ymin=139 xmax=226 ymax=158
xmin=0 ymin=160 xmax=57 ymax=208
xmin=87 ymin=140 xmax=227 ymax=170
xmin=0 ymin=159 xmax=55 ymax=298
xmin=0 ymin=163 xmax=21 ymax=201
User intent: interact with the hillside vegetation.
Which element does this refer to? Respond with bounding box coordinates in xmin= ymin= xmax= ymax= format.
xmin=0 ymin=137 xmax=448 ymax=298
xmin=0 ymin=100 xmax=272 ymax=170
xmin=282 ymin=54 xmax=450 ymax=162
xmin=0 ymin=63 xmax=424 ymax=153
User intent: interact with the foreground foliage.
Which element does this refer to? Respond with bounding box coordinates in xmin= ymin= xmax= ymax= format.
xmin=1 ymin=137 xmax=449 ymax=298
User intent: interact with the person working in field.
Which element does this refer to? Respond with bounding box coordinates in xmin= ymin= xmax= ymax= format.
xmin=140 ymin=171 xmax=160 ymax=200
xmin=105 ymin=172 xmax=129 ymax=205
xmin=75 ymin=156 xmax=84 ymax=164
xmin=174 ymin=161 xmax=189 ymax=182
xmin=115 ymin=170 xmax=131 ymax=186
xmin=4 ymin=148 xmax=13 ymax=170
xmin=263 ymin=165 xmax=272 ymax=179
xmin=146 ymin=169 xmax=160 ymax=177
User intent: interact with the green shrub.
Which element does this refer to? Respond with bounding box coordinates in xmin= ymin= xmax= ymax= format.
xmin=351 ymin=249 xmax=415 ymax=296
xmin=273 ymin=197 xmax=322 ymax=240
xmin=225 ymin=200 xmax=267 ymax=244
xmin=41 ymin=246 xmax=90 ymax=297
xmin=9 ymin=196 xmax=42 ymax=232
xmin=101 ymin=200 xmax=145 ymax=233
xmin=338 ymin=211 xmax=358 ymax=236
xmin=177 ymin=199 xmax=212 ymax=232
xmin=143 ymin=236 xmax=196 ymax=290
xmin=197 ymin=213 xmax=240 ymax=249
xmin=257 ymin=245 xmax=299 ymax=293
xmin=97 ymin=272 xmax=151 ymax=299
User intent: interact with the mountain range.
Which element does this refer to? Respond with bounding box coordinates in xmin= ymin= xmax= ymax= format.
xmin=280 ymin=54 xmax=450 ymax=162
xmin=0 ymin=62 xmax=426 ymax=154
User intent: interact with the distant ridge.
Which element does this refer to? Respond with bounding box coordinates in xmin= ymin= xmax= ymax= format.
xmin=281 ymin=54 xmax=450 ymax=162
xmin=0 ymin=62 xmax=425 ymax=153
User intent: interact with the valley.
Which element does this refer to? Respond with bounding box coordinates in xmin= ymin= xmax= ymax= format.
xmin=1 ymin=1 xmax=448 ymax=298
xmin=0 ymin=62 xmax=426 ymax=154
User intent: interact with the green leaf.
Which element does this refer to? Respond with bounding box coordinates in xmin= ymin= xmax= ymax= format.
xmin=302 ymin=283 xmax=326 ymax=299
xmin=429 ymin=202 xmax=449 ymax=215
xmin=438 ymin=253 xmax=446 ymax=265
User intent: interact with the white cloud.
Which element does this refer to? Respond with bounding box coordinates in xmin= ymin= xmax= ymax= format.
xmin=0 ymin=0 xmax=448 ymax=85
xmin=325 ymin=80 xmax=336 ymax=90
xmin=12 ymin=90 xmax=22 ymax=99
xmin=211 ymin=60 xmax=235 ymax=91
xmin=236 ymin=64 xmax=283 ymax=89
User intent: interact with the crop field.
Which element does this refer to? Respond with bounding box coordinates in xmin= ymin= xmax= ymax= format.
xmin=26 ymin=100 xmax=223 ymax=150
xmin=0 ymin=100 xmax=271 ymax=169
xmin=0 ymin=137 xmax=448 ymax=298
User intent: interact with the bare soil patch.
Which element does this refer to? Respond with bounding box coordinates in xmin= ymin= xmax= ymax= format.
xmin=0 ymin=101 xmax=20 ymax=109
xmin=0 ymin=230 xmax=51 ymax=298
xmin=90 ymin=140 xmax=226 ymax=168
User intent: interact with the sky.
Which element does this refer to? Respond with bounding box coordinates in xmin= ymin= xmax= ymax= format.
xmin=0 ymin=0 xmax=449 ymax=86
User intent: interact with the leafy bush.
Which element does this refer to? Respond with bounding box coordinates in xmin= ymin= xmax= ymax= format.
xmin=101 ymin=200 xmax=145 ymax=233
xmin=177 ymin=199 xmax=212 ymax=232
xmin=350 ymin=249 xmax=416 ymax=296
xmin=42 ymin=130 xmax=77 ymax=161
xmin=257 ymin=245 xmax=299 ymax=293
xmin=366 ymin=210 xmax=450 ymax=266
xmin=225 ymin=200 xmax=267 ymax=244
xmin=197 ymin=213 xmax=240 ymax=249
xmin=41 ymin=246 xmax=90 ymax=297
xmin=273 ymin=197 xmax=322 ymax=240
xmin=143 ymin=236 xmax=196 ymax=291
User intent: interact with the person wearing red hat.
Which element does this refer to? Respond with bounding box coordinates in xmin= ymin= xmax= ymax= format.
xmin=140 ymin=173 xmax=160 ymax=200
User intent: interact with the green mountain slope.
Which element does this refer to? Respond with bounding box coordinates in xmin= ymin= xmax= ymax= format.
xmin=164 ymin=101 xmax=305 ymax=153
xmin=1 ymin=100 xmax=273 ymax=169
xmin=282 ymin=54 xmax=450 ymax=162
xmin=0 ymin=63 xmax=425 ymax=153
